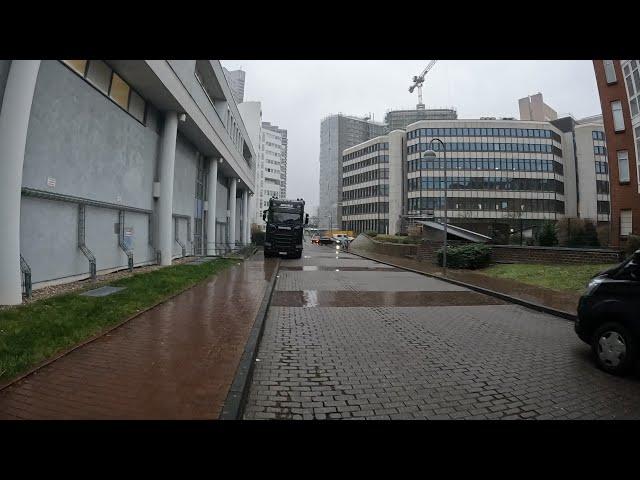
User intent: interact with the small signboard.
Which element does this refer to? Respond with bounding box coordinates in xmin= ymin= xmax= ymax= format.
xmin=47 ymin=177 xmax=56 ymax=188
xmin=123 ymin=227 xmax=134 ymax=250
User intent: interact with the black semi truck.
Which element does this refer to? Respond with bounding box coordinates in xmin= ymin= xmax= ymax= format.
xmin=263 ymin=198 xmax=309 ymax=259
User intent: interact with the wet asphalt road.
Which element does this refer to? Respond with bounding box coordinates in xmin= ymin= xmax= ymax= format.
xmin=243 ymin=239 xmax=640 ymax=420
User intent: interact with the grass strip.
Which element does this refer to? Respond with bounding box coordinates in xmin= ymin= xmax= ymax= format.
xmin=0 ymin=258 xmax=236 ymax=382
xmin=478 ymin=263 xmax=615 ymax=293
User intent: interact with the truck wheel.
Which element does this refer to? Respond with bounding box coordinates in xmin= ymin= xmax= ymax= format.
xmin=591 ymin=321 xmax=637 ymax=376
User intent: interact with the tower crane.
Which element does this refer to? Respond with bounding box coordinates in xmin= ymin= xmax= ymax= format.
xmin=409 ymin=60 xmax=437 ymax=110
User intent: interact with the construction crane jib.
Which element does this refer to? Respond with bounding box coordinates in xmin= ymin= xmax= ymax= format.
xmin=409 ymin=60 xmax=438 ymax=110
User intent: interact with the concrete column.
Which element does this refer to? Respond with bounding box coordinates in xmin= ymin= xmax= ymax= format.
xmin=157 ymin=111 xmax=178 ymax=265
xmin=206 ymin=158 xmax=219 ymax=254
xmin=0 ymin=60 xmax=41 ymax=305
xmin=243 ymin=189 xmax=250 ymax=244
xmin=228 ymin=178 xmax=237 ymax=245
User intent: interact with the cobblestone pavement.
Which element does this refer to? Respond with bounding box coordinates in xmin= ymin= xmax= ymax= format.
xmin=243 ymin=243 xmax=640 ymax=420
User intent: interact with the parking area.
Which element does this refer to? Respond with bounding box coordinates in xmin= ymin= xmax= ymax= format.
xmin=243 ymin=242 xmax=640 ymax=420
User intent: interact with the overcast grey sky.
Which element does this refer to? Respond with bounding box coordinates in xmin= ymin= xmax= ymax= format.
xmin=221 ymin=60 xmax=602 ymax=214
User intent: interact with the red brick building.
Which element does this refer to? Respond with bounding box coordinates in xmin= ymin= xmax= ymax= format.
xmin=593 ymin=60 xmax=640 ymax=248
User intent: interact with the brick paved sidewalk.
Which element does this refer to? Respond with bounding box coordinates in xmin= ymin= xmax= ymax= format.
xmin=0 ymin=254 xmax=277 ymax=420
xmin=350 ymin=247 xmax=581 ymax=316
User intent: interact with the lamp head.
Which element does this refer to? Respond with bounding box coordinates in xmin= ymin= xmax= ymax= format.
xmin=423 ymin=150 xmax=438 ymax=159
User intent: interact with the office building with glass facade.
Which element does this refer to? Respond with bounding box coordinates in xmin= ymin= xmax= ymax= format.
xmin=342 ymin=117 xmax=607 ymax=239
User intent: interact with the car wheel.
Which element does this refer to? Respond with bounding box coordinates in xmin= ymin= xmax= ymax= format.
xmin=591 ymin=321 xmax=637 ymax=376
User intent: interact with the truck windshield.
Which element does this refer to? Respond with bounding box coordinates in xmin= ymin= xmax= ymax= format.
xmin=271 ymin=211 xmax=301 ymax=224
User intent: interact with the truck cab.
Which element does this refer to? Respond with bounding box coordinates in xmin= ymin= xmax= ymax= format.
xmin=263 ymin=198 xmax=309 ymax=259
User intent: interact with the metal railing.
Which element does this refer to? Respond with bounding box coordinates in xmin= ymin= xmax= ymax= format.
xmin=118 ymin=210 xmax=134 ymax=272
xmin=78 ymin=204 xmax=97 ymax=280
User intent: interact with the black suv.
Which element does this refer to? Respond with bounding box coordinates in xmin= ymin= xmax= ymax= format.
xmin=575 ymin=250 xmax=640 ymax=375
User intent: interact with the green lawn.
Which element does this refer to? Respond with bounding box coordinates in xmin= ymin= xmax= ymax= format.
xmin=478 ymin=263 xmax=617 ymax=293
xmin=0 ymin=258 xmax=236 ymax=382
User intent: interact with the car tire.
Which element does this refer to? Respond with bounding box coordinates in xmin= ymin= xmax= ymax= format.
xmin=591 ymin=321 xmax=637 ymax=376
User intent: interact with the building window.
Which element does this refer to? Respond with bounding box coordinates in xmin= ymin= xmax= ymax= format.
xmin=60 ymin=60 xmax=147 ymax=125
xmin=617 ymin=150 xmax=630 ymax=183
xmin=636 ymin=126 xmax=640 ymax=193
xmin=109 ymin=73 xmax=130 ymax=109
xmin=604 ymin=60 xmax=617 ymax=84
xmin=85 ymin=60 xmax=113 ymax=95
xmin=62 ymin=60 xmax=87 ymax=76
xmin=128 ymin=90 xmax=146 ymax=123
xmin=611 ymin=100 xmax=625 ymax=132
xmin=620 ymin=210 xmax=633 ymax=236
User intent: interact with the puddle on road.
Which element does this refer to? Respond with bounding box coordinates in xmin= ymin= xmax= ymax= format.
xmin=302 ymin=290 xmax=319 ymax=307
xmin=271 ymin=290 xmax=506 ymax=308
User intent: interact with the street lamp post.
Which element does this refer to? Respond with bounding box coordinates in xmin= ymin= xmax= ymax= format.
xmin=423 ymin=138 xmax=447 ymax=276
xmin=519 ymin=204 xmax=525 ymax=246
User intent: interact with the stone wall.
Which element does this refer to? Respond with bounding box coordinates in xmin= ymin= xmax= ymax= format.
xmin=355 ymin=234 xmax=625 ymax=265
xmin=489 ymin=245 xmax=624 ymax=265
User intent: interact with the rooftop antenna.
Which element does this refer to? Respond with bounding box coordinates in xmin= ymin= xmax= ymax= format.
xmin=409 ymin=60 xmax=438 ymax=110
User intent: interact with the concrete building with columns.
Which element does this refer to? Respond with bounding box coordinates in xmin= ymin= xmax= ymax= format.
xmin=0 ymin=60 xmax=256 ymax=305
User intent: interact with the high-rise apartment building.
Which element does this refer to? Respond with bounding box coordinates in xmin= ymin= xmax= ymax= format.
xmin=518 ymin=93 xmax=558 ymax=122
xmin=263 ymin=122 xmax=288 ymax=198
xmin=223 ymin=68 xmax=246 ymax=104
xmin=318 ymin=114 xmax=387 ymax=230
xmin=237 ymin=103 xmax=288 ymax=228
xmin=593 ymin=60 xmax=640 ymax=247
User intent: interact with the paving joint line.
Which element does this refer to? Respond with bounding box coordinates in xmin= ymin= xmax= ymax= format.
xmin=348 ymin=250 xmax=576 ymax=322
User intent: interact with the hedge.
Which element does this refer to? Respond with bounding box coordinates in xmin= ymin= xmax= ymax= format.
xmin=436 ymin=244 xmax=492 ymax=269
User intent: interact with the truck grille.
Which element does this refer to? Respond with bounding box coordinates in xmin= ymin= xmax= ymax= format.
xmin=272 ymin=233 xmax=295 ymax=249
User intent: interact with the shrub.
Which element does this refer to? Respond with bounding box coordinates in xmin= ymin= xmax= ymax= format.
xmin=537 ymin=221 xmax=558 ymax=246
xmin=556 ymin=218 xmax=599 ymax=247
xmin=436 ymin=243 xmax=492 ymax=269
xmin=251 ymin=230 xmax=265 ymax=246
xmin=581 ymin=220 xmax=600 ymax=247
xmin=625 ymin=234 xmax=640 ymax=255
xmin=364 ymin=230 xmax=378 ymax=237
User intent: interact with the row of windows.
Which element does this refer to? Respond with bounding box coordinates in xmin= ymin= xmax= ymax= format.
xmin=623 ymin=61 xmax=640 ymax=118
xmin=62 ymin=60 xmax=146 ymax=124
xmin=407 ymin=142 xmax=559 ymax=155
xmin=408 ymin=157 xmax=564 ymax=174
xmin=342 ymin=219 xmax=389 ymax=235
xmin=343 ymin=168 xmax=389 ymax=186
xmin=342 ymin=202 xmax=390 ymax=215
xmin=342 ymin=184 xmax=389 ymax=200
xmin=407 ymin=127 xmax=561 ymax=142
xmin=195 ymin=65 xmax=245 ymax=155
xmin=596 ymin=180 xmax=610 ymax=195
xmin=595 ymin=161 xmax=609 ymax=174
xmin=592 ymin=131 xmax=605 ymax=140
xmin=343 ymin=155 xmax=390 ymax=173
xmin=343 ymin=142 xmax=389 ymax=161
xmin=407 ymin=176 xmax=565 ymax=194
xmin=407 ymin=197 xmax=565 ymax=214
xmin=594 ymin=146 xmax=607 ymax=155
